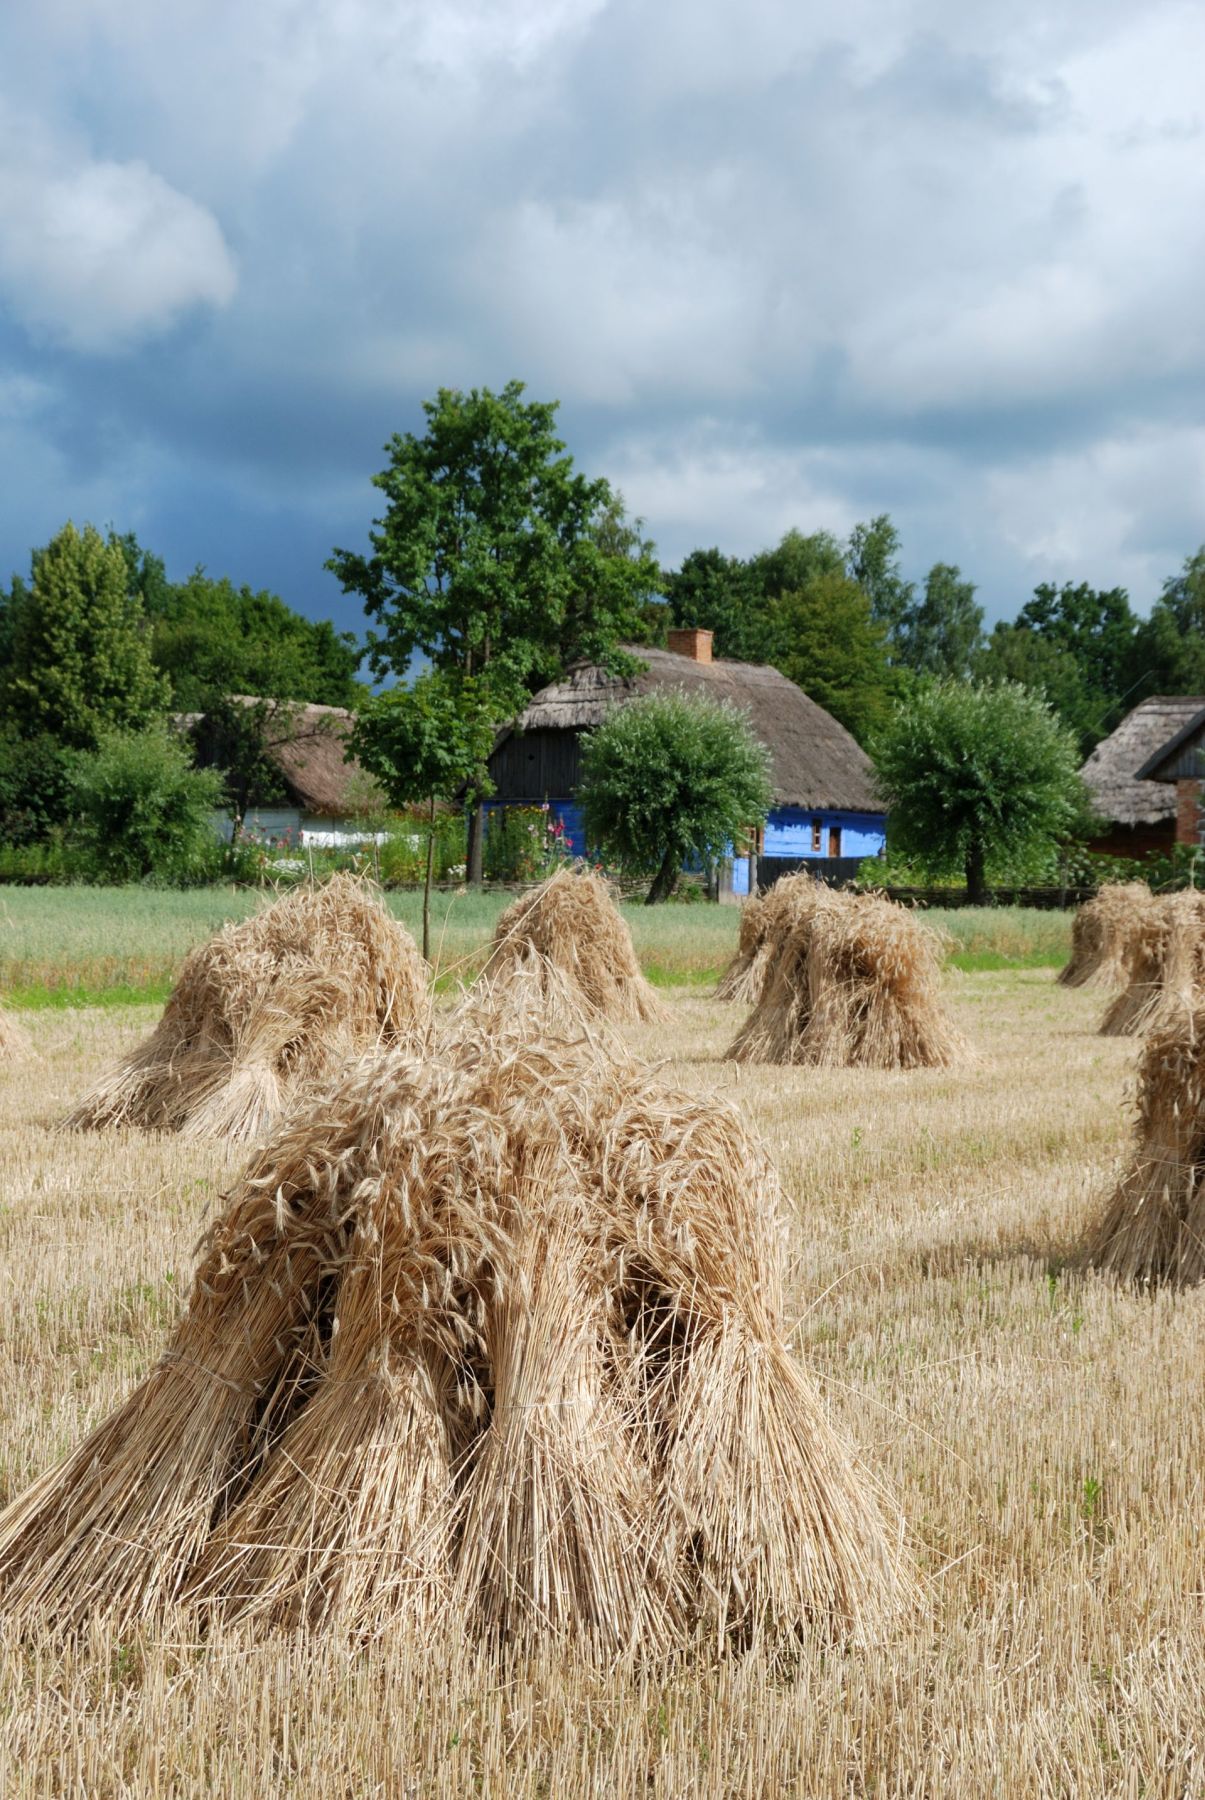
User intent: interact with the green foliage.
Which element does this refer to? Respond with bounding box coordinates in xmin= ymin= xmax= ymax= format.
xmin=68 ymin=724 xmax=226 ymax=885
xmin=872 ymin=680 xmax=1085 ymax=902
xmin=3 ymin=523 xmax=170 ymax=748
xmin=579 ymin=691 xmax=772 ymax=903
xmin=147 ymin=569 xmax=362 ymax=709
xmin=376 ymin=811 xmax=468 ymax=886
xmin=483 ymin=805 xmax=573 ymax=882
xmin=1127 ymin=547 xmax=1205 ymax=698
xmin=774 ymin=569 xmax=898 ymax=744
xmin=896 ymin=563 xmax=984 ymax=679
xmin=0 ymin=730 xmax=77 ymax=844
xmin=663 ymin=547 xmax=770 ymax=662
xmin=351 ymin=671 xmax=497 ymax=808
xmin=753 ymin=528 xmax=845 ymax=608
xmin=663 ymin=522 xmax=907 ymax=737
xmin=845 ymin=515 xmax=915 ymax=634
xmin=974 ymin=625 xmax=1098 ymax=751
xmin=329 ymin=381 xmax=659 ymax=706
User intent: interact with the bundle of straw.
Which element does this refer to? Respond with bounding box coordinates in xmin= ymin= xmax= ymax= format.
xmin=0 ymin=999 xmax=906 ymax=1647
xmin=715 ymin=875 xmax=842 ymax=1005
xmin=1057 ymin=882 xmax=1154 ymax=989
xmin=480 ymin=868 xmax=664 ymax=1023
xmin=1085 ymin=1004 xmax=1205 ymax=1286
xmin=728 ymin=893 xmax=964 ymax=1069
xmin=1099 ymin=890 xmax=1205 ymax=1038
xmin=64 ymin=875 xmax=431 ymax=1140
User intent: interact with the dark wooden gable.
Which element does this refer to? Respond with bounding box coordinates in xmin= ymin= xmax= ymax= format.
xmin=489 ymin=727 xmax=585 ymax=802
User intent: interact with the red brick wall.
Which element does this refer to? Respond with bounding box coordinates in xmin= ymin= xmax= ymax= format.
xmin=666 ymin=627 xmax=713 ymax=664
xmin=1175 ymin=778 xmax=1204 ymax=846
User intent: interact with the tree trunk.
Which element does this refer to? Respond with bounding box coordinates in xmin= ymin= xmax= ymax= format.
xmin=645 ymin=846 xmax=679 ymax=905
xmin=423 ymin=791 xmax=435 ymax=965
xmin=965 ymin=837 xmax=988 ymax=906
xmin=467 ymin=797 xmax=484 ymax=887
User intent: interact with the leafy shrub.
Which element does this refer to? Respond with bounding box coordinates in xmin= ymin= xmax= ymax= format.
xmin=579 ymin=691 xmax=772 ymax=904
xmin=68 ymin=725 xmax=226 ymax=885
xmin=0 ymin=730 xmax=77 ymax=846
xmin=377 ymin=809 xmax=468 ymax=887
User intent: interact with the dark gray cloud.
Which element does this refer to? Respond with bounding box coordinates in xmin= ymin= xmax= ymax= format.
xmin=0 ymin=0 xmax=1202 ymax=639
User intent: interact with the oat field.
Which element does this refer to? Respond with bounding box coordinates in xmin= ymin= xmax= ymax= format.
xmin=1 ymin=971 xmax=1202 ymax=1796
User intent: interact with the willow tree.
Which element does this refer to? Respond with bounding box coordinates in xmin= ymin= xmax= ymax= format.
xmin=872 ymin=679 xmax=1084 ymax=903
xmin=579 ymin=691 xmax=772 ymax=905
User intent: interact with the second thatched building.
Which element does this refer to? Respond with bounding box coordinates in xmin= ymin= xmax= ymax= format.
xmin=486 ymin=628 xmax=886 ymax=891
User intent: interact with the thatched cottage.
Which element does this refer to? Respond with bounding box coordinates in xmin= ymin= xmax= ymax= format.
xmin=190 ymin=696 xmax=379 ymax=847
xmin=487 ymin=628 xmax=886 ymax=891
xmin=1134 ymin=703 xmax=1205 ymax=849
xmin=1080 ymin=695 xmax=1205 ymax=856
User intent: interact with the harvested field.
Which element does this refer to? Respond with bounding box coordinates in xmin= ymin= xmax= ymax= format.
xmin=2 ymin=971 xmax=1203 ymax=1793
xmin=0 ymin=1004 xmax=28 ymax=1058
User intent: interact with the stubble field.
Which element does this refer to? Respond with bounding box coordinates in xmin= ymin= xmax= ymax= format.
xmin=1 ymin=965 xmax=1202 ymax=1795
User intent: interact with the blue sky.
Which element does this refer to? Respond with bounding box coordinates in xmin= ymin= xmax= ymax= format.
xmin=1 ymin=0 xmax=1202 ymax=639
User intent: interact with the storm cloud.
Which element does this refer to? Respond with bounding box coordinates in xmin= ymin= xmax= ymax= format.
xmin=0 ymin=0 xmax=1201 ymax=629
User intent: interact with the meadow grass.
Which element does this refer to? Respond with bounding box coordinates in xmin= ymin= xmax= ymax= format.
xmin=0 ymin=885 xmax=1071 ymax=1002
xmin=0 ymin=974 xmax=1198 ymax=1794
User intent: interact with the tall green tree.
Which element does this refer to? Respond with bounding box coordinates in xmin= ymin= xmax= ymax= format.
xmin=1015 ymin=581 xmax=1136 ymax=741
xmin=1127 ymin=547 xmax=1205 ymax=697
xmin=147 ymin=571 xmax=362 ymax=709
xmin=896 ymin=563 xmax=984 ymax=678
xmin=663 ymin=546 xmax=770 ymax=661
xmin=579 ymin=690 xmax=772 ymax=904
xmin=328 ymin=381 xmax=659 ymax=883
xmin=974 ymin=624 xmax=1097 ymax=751
xmin=3 ymin=522 xmax=169 ymax=748
xmin=774 ymin=569 xmax=897 ymax=744
xmin=846 ymin=515 xmax=915 ymax=635
xmin=350 ymin=672 xmax=496 ymax=958
xmin=752 ymin=528 xmax=844 ymax=601
xmin=872 ymin=680 xmax=1083 ymax=903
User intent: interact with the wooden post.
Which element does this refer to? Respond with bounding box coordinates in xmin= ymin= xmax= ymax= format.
xmin=423 ymin=792 xmax=436 ymax=965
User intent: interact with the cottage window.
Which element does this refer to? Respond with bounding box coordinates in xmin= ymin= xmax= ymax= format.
xmin=828 ymin=825 xmax=842 ymax=857
xmin=811 ymin=820 xmax=822 ymax=852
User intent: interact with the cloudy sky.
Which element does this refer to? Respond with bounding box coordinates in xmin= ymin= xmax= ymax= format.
xmin=0 ymin=0 xmax=1202 ymax=638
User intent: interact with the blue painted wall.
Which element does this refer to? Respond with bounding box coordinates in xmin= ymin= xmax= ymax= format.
xmin=731 ymin=807 xmax=886 ymax=896
xmin=487 ymin=799 xmax=885 ymax=890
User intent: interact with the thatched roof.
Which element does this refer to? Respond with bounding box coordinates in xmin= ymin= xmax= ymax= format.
xmin=1081 ymin=697 xmax=1205 ymax=826
xmin=185 ymin=696 xmax=371 ymax=817
xmin=1135 ymin=705 xmax=1205 ymax=783
xmin=499 ymin=647 xmax=881 ymax=812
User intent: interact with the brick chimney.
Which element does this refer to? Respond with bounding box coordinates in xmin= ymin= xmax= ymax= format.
xmin=667 ymin=627 xmax=714 ymax=664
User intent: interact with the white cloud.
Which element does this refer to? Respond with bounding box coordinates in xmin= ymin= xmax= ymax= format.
xmin=0 ymin=110 xmax=236 ymax=352
xmin=0 ymin=0 xmax=1203 ymax=622
xmin=983 ymin=427 xmax=1205 ymax=603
